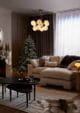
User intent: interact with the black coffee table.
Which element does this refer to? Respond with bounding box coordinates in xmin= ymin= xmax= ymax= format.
xmin=0 ymin=77 xmax=40 ymax=101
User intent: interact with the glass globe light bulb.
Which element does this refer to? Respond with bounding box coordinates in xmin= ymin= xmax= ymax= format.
xmin=44 ymin=20 xmax=49 ymax=26
xmin=31 ymin=20 xmax=36 ymax=26
xmin=43 ymin=26 xmax=48 ymax=31
xmin=39 ymin=27 xmax=44 ymax=32
xmin=33 ymin=26 xmax=37 ymax=31
xmin=37 ymin=19 xmax=42 ymax=25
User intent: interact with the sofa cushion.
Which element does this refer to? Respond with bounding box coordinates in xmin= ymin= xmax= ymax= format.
xmin=32 ymin=67 xmax=46 ymax=74
xmin=45 ymin=61 xmax=58 ymax=67
xmin=41 ymin=67 xmax=73 ymax=80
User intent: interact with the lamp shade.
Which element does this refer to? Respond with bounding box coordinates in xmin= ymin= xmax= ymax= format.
xmin=74 ymin=63 xmax=80 ymax=71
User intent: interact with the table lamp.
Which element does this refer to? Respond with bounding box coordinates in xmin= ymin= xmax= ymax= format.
xmin=74 ymin=62 xmax=80 ymax=98
xmin=74 ymin=63 xmax=80 ymax=71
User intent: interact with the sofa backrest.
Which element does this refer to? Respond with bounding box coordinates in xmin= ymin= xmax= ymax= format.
xmin=42 ymin=55 xmax=63 ymax=66
xmin=58 ymin=55 xmax=80 ymax=68
xmin=30 ymin=56 xmax=63 ymax=68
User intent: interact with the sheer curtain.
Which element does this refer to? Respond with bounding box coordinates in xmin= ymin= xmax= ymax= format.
xmin=54 ymin=10 xmax=80 ymax=56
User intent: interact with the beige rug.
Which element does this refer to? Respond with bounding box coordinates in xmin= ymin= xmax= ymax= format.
xmin=0 ymin=86 xmax=79 ymax=113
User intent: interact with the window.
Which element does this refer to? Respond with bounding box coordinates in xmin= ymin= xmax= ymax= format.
xmin=54 ymin=10 xmax=80 ymax=56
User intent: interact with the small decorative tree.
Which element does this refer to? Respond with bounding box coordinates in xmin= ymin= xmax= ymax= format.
xmin=18 ymin=35 xmax=37 ymax=72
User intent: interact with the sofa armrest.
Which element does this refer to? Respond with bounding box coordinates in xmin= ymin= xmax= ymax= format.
xmin=27 ymin=64 xmax=34 ymax=76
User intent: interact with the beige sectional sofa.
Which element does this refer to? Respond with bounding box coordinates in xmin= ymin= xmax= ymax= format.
xmin=28 ymin=55 xmax=80 ymax=89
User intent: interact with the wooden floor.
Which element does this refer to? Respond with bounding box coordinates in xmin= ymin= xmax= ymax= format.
xmin=0 ymin=104 xmax=26 ymax=113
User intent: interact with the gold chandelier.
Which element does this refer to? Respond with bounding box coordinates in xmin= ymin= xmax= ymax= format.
xmin=30 ymin=10 xmax=50 ymax=32
xmin=31 ymin=19 xmax=49 ymax=32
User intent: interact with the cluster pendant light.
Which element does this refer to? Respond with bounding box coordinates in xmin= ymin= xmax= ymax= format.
xmin=30 ymin=10 xmax=50 ymax=32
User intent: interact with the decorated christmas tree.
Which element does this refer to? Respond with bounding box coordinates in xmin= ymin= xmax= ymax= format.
xmin=18 ymin=35 xmax=37 ymax=71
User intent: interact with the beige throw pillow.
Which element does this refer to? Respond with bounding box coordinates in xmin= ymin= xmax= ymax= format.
xmin=45 ymin=61 xmax=58 ymax=67
xmin=49 ymin=56 xmax=60 ymax=64
xmin=30 ymin=59 xmax=39 ymax=67
xmin=39 ymin=58 xmax=45 ymax=67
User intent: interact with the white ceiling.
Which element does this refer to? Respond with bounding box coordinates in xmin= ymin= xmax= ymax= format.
xmin=0 ymin=0 xmax=80 ymax=13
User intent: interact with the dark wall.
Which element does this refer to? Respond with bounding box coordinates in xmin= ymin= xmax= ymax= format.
xmin=12 ymin=12 xmax=55 ymax=67
xmin=28 ymin=14 xmax=55 ymax=57
xmin=12 ymin=12 xmax=28 ymax=67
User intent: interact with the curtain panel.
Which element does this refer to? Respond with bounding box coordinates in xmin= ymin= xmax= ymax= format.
xmin=54 ymin=10 xmax=80 ymax=56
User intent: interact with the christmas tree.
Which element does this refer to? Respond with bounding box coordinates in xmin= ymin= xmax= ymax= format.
xmin=18 ymin=35 xmax=37 ymax=72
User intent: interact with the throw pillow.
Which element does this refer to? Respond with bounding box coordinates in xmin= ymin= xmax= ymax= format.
xmin=39 ymin=58 xmax=45 ymax=67
xmin=58 ymin=55 xmax=70 ymax=68
xmin=49 ymin=56 xmax=60 ymax=64
xmin=42 ymin=56 xmax=50 ymax=61
xmin=45 ymin=61 xmax=58 ymax=67
xmin=30 ymin=59 xmax=39 ymax=67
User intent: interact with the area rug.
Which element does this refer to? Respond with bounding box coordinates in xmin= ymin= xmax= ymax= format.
xmin=0 ymin=86 xmax=79 ymax=113
xmin=0 ymin=104 xmax=26 ymax=113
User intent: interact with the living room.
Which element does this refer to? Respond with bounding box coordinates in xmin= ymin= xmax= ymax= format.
xmin=0 ymin=0 xmax=80 ymax=113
